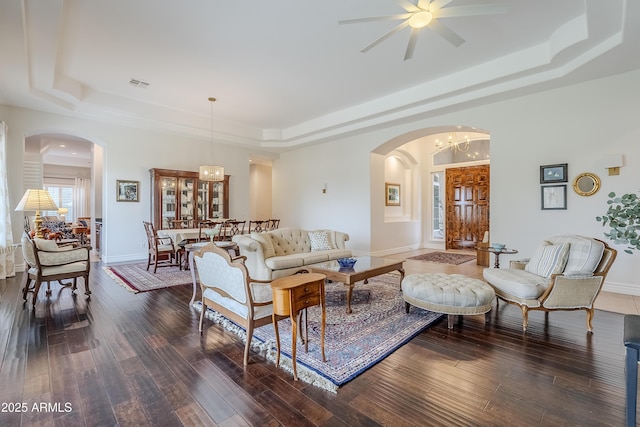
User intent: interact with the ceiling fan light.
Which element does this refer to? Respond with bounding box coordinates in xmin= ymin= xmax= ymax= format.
xmin=408 ymin=11 xmax=432 ymax=29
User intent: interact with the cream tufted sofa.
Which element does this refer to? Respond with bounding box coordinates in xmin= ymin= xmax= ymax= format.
xmin=232 ymin=227 xmax=351 ymax=280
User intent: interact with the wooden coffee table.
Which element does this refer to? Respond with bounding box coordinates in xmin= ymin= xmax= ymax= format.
xmin=305 ymin=256 xmax=405 ymax=314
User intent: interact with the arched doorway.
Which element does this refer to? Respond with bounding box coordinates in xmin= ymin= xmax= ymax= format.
xmin=23 ymin=133 xmax=104 ymax=256
xmin=371 ymin=125 xmax=490 ymax=253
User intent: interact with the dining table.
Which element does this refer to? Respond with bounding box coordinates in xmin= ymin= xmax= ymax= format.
xmin=156 ymin=227 xmax=202 ymax=244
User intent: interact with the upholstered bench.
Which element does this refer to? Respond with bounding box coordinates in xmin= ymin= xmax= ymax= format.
xmin=401 ymin=273 xmax=495 ymax=329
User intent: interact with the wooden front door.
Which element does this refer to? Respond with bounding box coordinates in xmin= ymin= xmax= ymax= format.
xmin=445 ymin=165 xmax=490 ymax=250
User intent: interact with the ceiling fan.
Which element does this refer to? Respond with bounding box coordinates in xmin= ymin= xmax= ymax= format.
xmin=339 ymin=0 xmax=508 ymax=60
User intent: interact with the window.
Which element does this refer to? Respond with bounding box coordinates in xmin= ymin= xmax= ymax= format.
xmin=432 ymin=172 xmax=444 ymax=240
xmin=43 ymin=185 xmax=74 ymax=221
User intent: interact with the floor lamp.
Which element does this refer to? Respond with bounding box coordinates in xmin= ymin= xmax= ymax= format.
xmin=15 ymin=189 xmax=58 ymax=238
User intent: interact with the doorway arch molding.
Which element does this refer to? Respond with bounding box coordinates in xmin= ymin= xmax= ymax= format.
xmin=371 ymin=125 xmax=489 ymax=156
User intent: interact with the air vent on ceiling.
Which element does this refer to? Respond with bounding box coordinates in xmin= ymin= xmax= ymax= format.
xmin=129 ymin=79 xmax=150 ymax=88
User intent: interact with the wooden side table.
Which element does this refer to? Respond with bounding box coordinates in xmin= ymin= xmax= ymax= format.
xmin=480 ymin=247 xmax=518 ymax=268
xmin=271 ymin=273 xmax=327 ymax=381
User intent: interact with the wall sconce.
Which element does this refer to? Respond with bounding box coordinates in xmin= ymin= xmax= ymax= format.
xmin=603 ymin=154 xmax=623 ymax=176
xmin=322 ymin=183 xmax=327 ymax=194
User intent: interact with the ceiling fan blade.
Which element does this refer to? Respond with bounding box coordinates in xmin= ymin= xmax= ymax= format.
xmin=429 ymin=19 xmax=465 ymax=47
xmin=436 ymin=4 xmax=508 ymax=18
xmin=395 ymin=0 xmax=420 ymax=13
xmin=361 ymin=20 xmax=411 ymax=53
xmin=339 ymin=14 xmax=412 ymax=25
xmin=429 ymin=0 xmax=454 ymax=10
xmin=416 ymin=0 xmax=432 ymax=10
xmin=404 ymin=28 xmax=420 ymax=61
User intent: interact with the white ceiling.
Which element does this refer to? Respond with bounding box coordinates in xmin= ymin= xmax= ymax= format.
xmin=1 ymin=0 xmax=639 ymax=154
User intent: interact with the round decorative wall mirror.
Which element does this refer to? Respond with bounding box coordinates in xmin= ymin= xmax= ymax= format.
xmin=573 ymin=172 xmax=601 ymax=196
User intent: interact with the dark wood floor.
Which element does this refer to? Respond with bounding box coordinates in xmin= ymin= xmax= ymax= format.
xmin=0 ymin=261 xmax=630 ymax=426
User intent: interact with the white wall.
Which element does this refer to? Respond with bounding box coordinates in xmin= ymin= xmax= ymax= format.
xmin=273 ymin=69 xmax=640 ymax=293
xmin=4 ymin=69 xmax=639 ymax=292
xmin=2 ymin=105 xmax=267 ymax=263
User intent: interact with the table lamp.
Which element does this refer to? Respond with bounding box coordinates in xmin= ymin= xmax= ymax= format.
xmin=58 ymin=207 xmax=68 ymax=222
xmin=15 ymin=189 xmax=58 ymax=238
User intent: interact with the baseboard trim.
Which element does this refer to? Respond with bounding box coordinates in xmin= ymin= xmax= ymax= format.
xmin=603 ymin=281 xmax=640 ymax=296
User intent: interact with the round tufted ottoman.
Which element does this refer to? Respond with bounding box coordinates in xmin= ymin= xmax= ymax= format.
xmin=401 ymin=273 xmax=495 ymax=329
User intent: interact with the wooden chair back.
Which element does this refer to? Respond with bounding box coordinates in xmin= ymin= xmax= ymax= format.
xmin=142 ymin=221 xmax=177 ymax=273
xmin=248 ymin=220 xmax=269 ymax=233
xmin=221 ymin=220 xmax=246 ymax=240
xmin=198 ymin=220 xmax=223 ymax=242
xmin=268 ymin=219 xmax=280 ymax=230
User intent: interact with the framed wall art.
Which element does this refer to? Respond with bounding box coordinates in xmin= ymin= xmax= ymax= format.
xmin=116 ymin=180 xmax=139 ymax=202
xmin=540 ymin=163 xmax=568 ymax=183
xmin=541 ymin=184 xmax=567 ymax=210
xmin=385 ymin=183 xmax=400 ymax=206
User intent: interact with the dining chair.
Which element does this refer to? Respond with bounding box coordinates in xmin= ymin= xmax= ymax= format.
xmin=248 ymin=220 xmax=270 ymax=233
xmin=198 ymin=220 xmax=223 ymax=242
xmin=221 ymin=220 xmax=246 ymax=240
xmin=268 ymin=219 xmax=280 ymax=230
xmin=143 ymin=221 xmax=179 ymax=273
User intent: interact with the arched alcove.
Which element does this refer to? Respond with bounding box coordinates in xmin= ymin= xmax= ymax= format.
xmin=370 ymin=125 xmax=490 ymax=255
xmin=22 ymin=131 xmax=105 ymax=257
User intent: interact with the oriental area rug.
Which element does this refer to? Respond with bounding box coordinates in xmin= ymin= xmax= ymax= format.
xmin=103 ymin=263 xmax=192 ymax=293
xmin=408 ymin=251 xmax=476 ymax=265
xmin=193 ymin=273 xmax=443 ymax=393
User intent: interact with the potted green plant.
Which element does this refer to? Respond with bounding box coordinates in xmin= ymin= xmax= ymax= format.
xmin=596 ymin=192 xmax=640 ymax=254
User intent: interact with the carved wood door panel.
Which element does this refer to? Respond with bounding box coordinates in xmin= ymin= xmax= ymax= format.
xmin=445 ymin=165 xmax=490 ymax=250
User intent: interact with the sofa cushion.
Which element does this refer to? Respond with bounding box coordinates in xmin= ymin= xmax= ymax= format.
xmin=300 ymin=252 xmax=330 ymax=265
xmin=547 ymin=235 xmax=604 ymax=273
xmin=251 ymin=232 xmax=275 ymax=258
xmin=483 ymin=268 xmax=550 ymax=299
xmin=34 ymin=238 xmax=59 ymax=251
xmin=309 ymin=231 xmax=331 ymax=251
xmin=525 ymin=242 xmax=570 ymax=278
xmin=265 ymin=255 xmax=305 ymax=270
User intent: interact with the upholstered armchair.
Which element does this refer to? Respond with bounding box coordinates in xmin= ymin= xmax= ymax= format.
xmin=483 ymin=235 xmax=617 ymax=332
xmin=21 ymin=232 xmax=91 ymax=307
xmin=192 ymin=243 xmax=285 ymax=365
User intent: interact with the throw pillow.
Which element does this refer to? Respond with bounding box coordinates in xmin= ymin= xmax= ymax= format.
xmin=309 ymin=231 xmax=331 ymax=252
xmin=251 ymin=232 xmax=275 ymax=258
xmin=34 ymin=238 xmax=60 ymax=252
xmin=525 ymin=242 xmax=570 ymax=278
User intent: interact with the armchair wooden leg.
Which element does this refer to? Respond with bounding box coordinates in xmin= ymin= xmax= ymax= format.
xmin=32 ymin=281 xmax=42 ymax=307
xmin=84 ymin=275 xmax=91 ymax=296
xmin=22 ymin=275 xmax=32 ymax=301
xmin=244 ymin=323 xmax=254 ymax=366
xmin=521 ymin=306 xmax=529 ymax=331
xmin=199 ymin=302 xmax=206 ymax=332
xmin=586 ymin=308 xmax=595 ymax=333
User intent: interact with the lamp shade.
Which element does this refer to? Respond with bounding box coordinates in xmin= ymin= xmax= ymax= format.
xmin=58 ymin=207 xmax=68 ymax=215
xmin=15 ymin=189 xmax=58 ymax=212
xmin=199 ymin=165 xmax=224 ymax=182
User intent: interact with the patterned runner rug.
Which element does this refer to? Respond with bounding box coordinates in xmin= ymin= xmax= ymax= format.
xmin=194 ymin=273 xmax=442 ymax=393
xmin=103 ymin=263 xmax=192 ymax=293
xmin=408 ymin=251 xmax=476 ymax=265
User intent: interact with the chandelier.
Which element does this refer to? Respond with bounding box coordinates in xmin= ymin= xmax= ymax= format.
xmin=199 ymin=97 xmax=224 ymax=182
xmin=435 ymin=132 xmax=470 ymax=153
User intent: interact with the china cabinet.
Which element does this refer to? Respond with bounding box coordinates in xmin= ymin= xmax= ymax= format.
xmin=149 ymin=168 xmax=229 ymax=230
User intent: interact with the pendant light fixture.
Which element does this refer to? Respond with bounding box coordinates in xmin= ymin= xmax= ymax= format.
xmin=199 ymin=97 xmax=224 ymax=181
